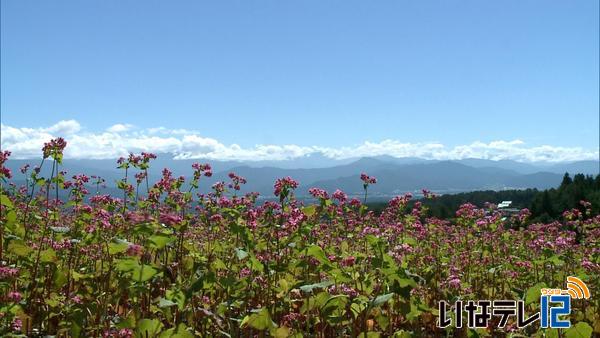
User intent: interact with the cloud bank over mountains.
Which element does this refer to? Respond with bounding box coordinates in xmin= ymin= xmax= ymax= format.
xmin=1 ymin=120 xmax=597 ymax=163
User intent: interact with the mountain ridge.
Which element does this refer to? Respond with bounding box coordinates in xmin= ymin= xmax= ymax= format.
xmin=5 ymin=156 xmax=596 ymax=197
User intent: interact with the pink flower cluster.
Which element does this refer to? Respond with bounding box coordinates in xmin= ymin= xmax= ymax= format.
xmin=0 ymin=150 xmax=12 ymax=179
xmin=360 ymin=172 xmax=377 ymax=185
xmin=42 ymin=137 xmax=67 ymax=159
xmin=308 ymin=187 xmax=329 ymax=200
xmin=228 ymin=172 xmax=247 ymax=191
xmin=274 ymin=176 xmax=299 ymax=198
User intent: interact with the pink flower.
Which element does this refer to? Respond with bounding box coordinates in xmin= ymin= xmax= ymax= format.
xmin=389 ymin=193 xmax=413 ymax=208
xmin=118 ymin=329 xmax=133 ymax=338
xmin=309 ymin=188 xmax=329 ymax=200
xmin=360 ymin=173 xmax=377 ymax=185
xmin=160 ymin=213 xmax=182 ymax=226
xmin=228 ymin=172 xmax=247 ymax=191
xmin=134 ymin=171 xmax=147 ymax=184
xmin=447 ymin=277 xmax=461 ymax=289
xmin=239 ymin=267 xmax=251 ymax=278
xmin=0 ymin=266 xmax=19 ymax=279
xmin=0 ymin=150 xmax=12 ymax=179
xmin=340 ymin=256 xmax=356 ymax=267
xmin=581 ymin=259 xmax=597 ymax=271
xmin=274 ymin=176 xmax=299 ymax=199
xmin=7 ymin=291 xmax=22 ymax=302
xmin=209 ymin=214 xmax=224 ymax=223
xmin=42 ymin=137 xmax=67 ymax=160
xmin=349 ymin=198 xmax=362 ymax=207
xmin=328 ymin=284 xmax=359 ymax=298
xmin=212 ymin=181 xmax=225 ymax=195
xmin=12 ymin=317 xmax=22 ymax=331
xmin=332 ymin=189 xmax=347 ymax=202
xmin=515 ymin=261 xmax=533 ymax=269
xmin=281 ymin=312 xmax=306 ymax=327
xmin=192 ymin=163 xmax=213 ymax=179
xmin=126 ymin=244 xmax=143 ymax=257
xmin=103 ymin=328 xmax=133 ymax=338
xmin=19 ymin=164 xmax=30 ymax=174
xmin=141 ymin=152 xmax=157 ymax=160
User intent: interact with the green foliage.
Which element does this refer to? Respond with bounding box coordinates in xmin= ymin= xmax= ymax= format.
xmin=136 ymin=319 xmax=163 ymax=337
xmin=525 ymin=282 xmax=547 ymax=305
xmin=565 ymin=322 xmax=593 ymax=338
xmin=241 ymin=308 xmax=276 ymax=330
xmin=0 ymin=151 xmax=597 ymax=337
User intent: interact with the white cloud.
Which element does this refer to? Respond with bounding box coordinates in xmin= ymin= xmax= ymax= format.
xmin=45 ymin=119 xmax=81 ymax=135
xmin=106 ymin=123 xmax=133 ymax=133
xmin=1 ymin=120 xmax=597 ymax=163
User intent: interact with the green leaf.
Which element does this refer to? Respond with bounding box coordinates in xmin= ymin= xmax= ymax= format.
xmin=270 ymin=327 xmax=291 ymax=338
xmin=166 ymin=289 xmax=186 ymax=310
xmin=397 ymin=278 xmax=416 ymax=288
xmin=136 ymin=318 xmax=163 ymax=338
xmin=371 ymin=293 xmax=394 ymax=307
xmin=159 ymin=323 xmax=195 ymax=338
xmin=109 ymin=239 xmax=129 ymax=254
xmin=302 ymin=205 xmax=316 ymax=217
xmin=547 ymin=255 xmax=564 ymax=267
xmin=248 ymin=255 xmax=264 ymax=272
xmin=375 ymin=315 xmax=390 ymax=331
xmin=8 ymin=240 xmax=33 ymax=257
xmin=116 ymin=316 xmax=135 ymax=329
xmin=392 ymin=330 xmax=413 ymax=338
xmin=186 ymin=275 xmax=207 ymax=297
xmin=5 ymin=209 xmax=16 ymax=225
xmin=158 ymin=298 xmax=177 ymax=308
xmin=543 ymin=329 xmax=559 ymax=338
xmin=40 ymin=248 xmax=58 ymax=263
xmin=525 ymin=282 xmax=547 ymax=305
xmin=148 ymin=234 xmax=176 ymax=249
xmin=402 ymin=237 xmax=418 ymax=246
xmin=45 ymin=293 xmax=65 ymax=308
xmin=211 ymin=258 xmax=227 ymax=270
xmin=241 ymin=308 xmax=275 ymax=330
xmin=0 ymin=193 xmax=13 ymax=208
xmin=115 ymin=258 xmax=160 ymax=282
xmin=70 ymin=309 xmax=85 ymax=338
xmin=5 ymin=210 xmax=24 ymax=237
xmin=54 ymin=269 xmax=68 ymax=288
xmin=72 ymin=271 xmax=87 ymax=281
xmin=565 ymin=322 xmax=593 ymax=338
xmin=357 ymin=332 xmax=380 ymax=338
xmin=406 ymin=302 xmax=423 ymax=321
xmin=235 ymin=248 xmax=249 ymax=260
xmin=299 ymin=280 xmax=333 ymax=294
xmin=116 ymin=258 xmax=140 ymax=272
xmin=109 ymin=243 xmax=128 ymax=255
xmin=306 ymin=245 xmax=330 ymax=264
xmin=50 ymin=226 xmax=70 ymax=233
xmin=467 ymin=329 xmax=481 ymax=338
xmin=132 ymin=264 xmax=159 ymax=282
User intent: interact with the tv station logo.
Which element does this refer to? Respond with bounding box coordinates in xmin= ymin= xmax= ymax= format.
xmin=438 ymin=276 xmax=591 ymax=330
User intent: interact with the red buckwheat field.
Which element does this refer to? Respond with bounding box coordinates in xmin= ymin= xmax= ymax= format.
xmin=0 ymin=140 xmax=598 ymax=337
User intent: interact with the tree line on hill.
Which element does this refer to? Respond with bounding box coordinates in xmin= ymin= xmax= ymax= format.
xmin=368 ymin=173 xmax=600 ymax=222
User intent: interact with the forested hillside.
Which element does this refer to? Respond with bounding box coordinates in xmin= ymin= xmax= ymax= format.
xmin=368 ymin=173 xmax=600 ymax=222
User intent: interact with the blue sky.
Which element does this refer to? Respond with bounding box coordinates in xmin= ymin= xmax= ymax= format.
xmin=1 ymin=1 xmax=599 ymax=161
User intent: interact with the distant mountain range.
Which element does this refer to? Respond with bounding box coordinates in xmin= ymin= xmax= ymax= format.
xmin=5 ymin=156 xmax=598 ymax=199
